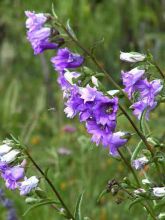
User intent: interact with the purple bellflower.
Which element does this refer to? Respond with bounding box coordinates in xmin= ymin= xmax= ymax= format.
xmin=2 ymin=166 xmax=24 ymax=190
xmin=121 ymin=67 xmax=145 ymax=99
xmin=25 ymin=11 xmax=60 ymax=54
xmin=51 ymin=48 xmax=84 ymax=72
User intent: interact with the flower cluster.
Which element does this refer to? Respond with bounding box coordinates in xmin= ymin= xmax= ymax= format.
xmin=25 ymin=11 xmax=130 ymax=156
xmin=51 ymin=49 xmax=129 ymax=156
xmin=121 ymin=53 xmax=163 ymax=120
xmin=25 ymin=11 xmax=64 ymax=55
xmin=0 ymin=140 xmax=39 ymax=196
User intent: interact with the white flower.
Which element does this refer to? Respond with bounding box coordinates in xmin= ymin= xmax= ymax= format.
xmin=107 ymin=90 xmax=120 ymax=96
xmin=142 ymin=179 xmax=150 ymax=185
xmin=91 ymin=76 xmax=99 ymax=87
xmin=64 ymin=69 xmax=80 ymax=85
xmin=120 ymin=51 xmax=146 ymax=63
xmin=153 ymin=187 xmax=165 ymax=197
xmin=0 ymin=144 xmax=12 ymax=156
xmin=0 ymin=149 xmax=20 ymax=164
xmin=19 ymin=176 xmax=39 ymax=196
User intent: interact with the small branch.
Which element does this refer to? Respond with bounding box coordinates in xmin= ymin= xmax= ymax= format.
xmin=25 ymin=150 xmax=75 ymax=220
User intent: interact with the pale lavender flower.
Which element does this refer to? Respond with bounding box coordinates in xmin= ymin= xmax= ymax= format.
xmin=2 ymin=166 xmax=24 ymax=190
xmin=79 ymin=85 xmax=99 ymax=103
xmin=51 ymin=48 xmax=84 ymax=72
xmin=18 ymin=176 xmax=39 ymax=196
xmin=120 ymin=51 xmax=146 ymax=63
xmin=132 ymin=156 xmax=149 ymax=170
xmin=25 ymin=11 xmax=47 ymax=31
xmin=121 ymin=67 xmax=145 ymax=98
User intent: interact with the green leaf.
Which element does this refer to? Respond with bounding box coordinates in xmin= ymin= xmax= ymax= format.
xmin=74 ymin=191 xmax=85 ymax=220
xmin=52 ymin=3 xmax=58 ymax=19
xmin=23 ymin=200 xmax=59 ymax=216
xmin=131 ymin=140 xmax=143 ymax=161
xmin=66 ymin=19 xmax=77 ymax=40
xmin=97 ymin=189 xmax=108 ymax=203
xmin=140 ymin=110 xmax=146 ymax=135
xmin=129 ymin=197 xmax=145 ymax=211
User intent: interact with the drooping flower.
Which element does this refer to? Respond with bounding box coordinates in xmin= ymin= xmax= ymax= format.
xmin=0 ymin=144 xmax=12 ymax=156
xmin=25 ymin=11 xmax=61 ymax=54
xmin=136 ymin=79 xmax=163 ymax=105
xmin=132 ymin=156 xmax=149 ymax=170
xmin=0 ymin=150 xmax=20 ymax=164
xmin=121 ymin=67 xmax=145 ymax=98
xmin=51 ymin=48 xmax=84 ymax=72
xmin=130 ymin=99 xmax=157 ymax=120
xmin=2 ymin=166 xmax=24 ymax=190
xmin=108 ymin=132 xmax=129 ymax=156
xmin=25 ymin=11 xmax=47 ymax=31
xmin=18 ymin=176 xmax=39 ymax=196
xmin=152 ymin=187 xmax=165 ymax=197
xmin=120 ymin=51 xmax=146 ymax=63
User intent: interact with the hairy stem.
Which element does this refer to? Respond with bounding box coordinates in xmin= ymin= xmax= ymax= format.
xmin=25 ymin=150 xmax=75 ymax=220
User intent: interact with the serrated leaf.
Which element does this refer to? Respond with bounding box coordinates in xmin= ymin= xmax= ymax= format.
xmin=66 ymin=19 xmax=77 ymax=40
xmin=74 ymin=191 xmax=85 ymax=220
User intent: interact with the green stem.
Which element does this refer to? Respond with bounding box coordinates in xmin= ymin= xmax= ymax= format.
xmin=118 ymin=150 xmax=157 ymax=220
xmin=25 ymin=150 xmax=75 ymax=220
xmin=118 ymin=149 xmax=140 ymax=187
xmin=59 ymin=22 xmax=130 ymax=103
xmin=153 ymin=62 xmax=165 ymax=80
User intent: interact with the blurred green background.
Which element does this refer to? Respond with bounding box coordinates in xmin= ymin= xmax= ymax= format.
xmin=0 ymin=0 xmax=165 ymax=219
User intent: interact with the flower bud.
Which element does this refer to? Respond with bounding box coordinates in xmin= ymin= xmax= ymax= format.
xmin=25 ymin=197 xmax=39 ymax=204
xmin=0 ymin=144 xmax=12 ymax=156
xmin=120 ymin=51 xmax=146 ymax=63
xmin=153 ymin=187 xmax=165 ymax=197
xmin=91 ymin=76 xmax=99 ymax=87
xmin=0 ymin=150 xmax=20 ymax=164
